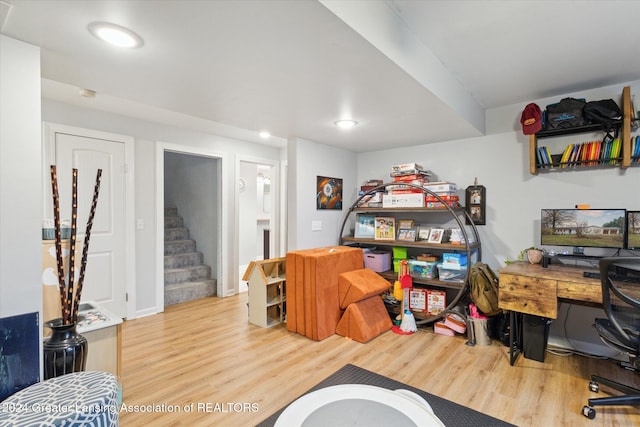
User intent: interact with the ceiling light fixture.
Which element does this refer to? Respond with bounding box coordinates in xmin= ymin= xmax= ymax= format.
xmin=258 ymin=131 xmax=271 ymax=139
xmin=335 ymin=119 xmax=358 ymax=129
xmin=79 ymin=88 xmax=96 ymax=98
xmin=88 ymin=22 xmax=144 ymax=48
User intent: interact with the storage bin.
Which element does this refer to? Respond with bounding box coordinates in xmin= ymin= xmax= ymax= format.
xmin=392 ymin=246 xmax=408 ymax=259
xmin=408 ymin=260 xmax=438 ymax=279
xmin=363 ymin=251 xmax=391 ymax=272
xmin=437 ymin=264 xmax=467 ymax=282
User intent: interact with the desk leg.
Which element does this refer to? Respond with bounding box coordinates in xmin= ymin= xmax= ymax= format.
xmin=509 ymin=311 xmax=523 ymax=366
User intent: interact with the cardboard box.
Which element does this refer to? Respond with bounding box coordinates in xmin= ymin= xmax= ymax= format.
xmin=425 ymin=201 xmax=460 ymax=208
xmin=382 ymin=193 xmax=425 ymax=208
xmin=443 ymin=253 xmax=467 ymax=265
xmin=363 ymin=251 xmax=391 ymax=272
xmin=391 ymin=163 xmax=423 ymax=172
xmin=424 ymin=182 xmax=457 ymax=193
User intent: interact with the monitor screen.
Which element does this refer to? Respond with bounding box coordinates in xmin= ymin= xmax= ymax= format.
xmin=627 ymin=211 xmax=640 ymax=250
xmin=541 ymin=209 xmax=626 ymax=249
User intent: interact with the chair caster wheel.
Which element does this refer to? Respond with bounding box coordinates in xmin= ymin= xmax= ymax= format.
xmin=589 ymin=380 xmax=599 ymax=393
xmin=582 ymin=405 xmax=596 ymax=419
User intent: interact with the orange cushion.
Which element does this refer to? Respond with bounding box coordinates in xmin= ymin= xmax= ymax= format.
xmin=285 ymin=246 xmax=364 ymax=340
xmin=335 ymin=296 xmax=392 ymax=343
xmin=338 ymin=268 xmax=391 ymax=308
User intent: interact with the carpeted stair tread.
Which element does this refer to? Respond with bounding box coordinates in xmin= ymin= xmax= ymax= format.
xmin=164 ymin=227 xmax=190 ymax=241
xmin=164 ymin=239 xmax=197 ymax=255
xmin=164 ymin=265 xmax=211 ymax=285
xmin=164 ymin=206 xmax=216 ymax=303
xmin=164 ymin=251 xmax=204 ymax=269
xmin=164 ymin=279 xmax=216 ymax=305
xmin=164 ymin=216 xmax=184 ymax=228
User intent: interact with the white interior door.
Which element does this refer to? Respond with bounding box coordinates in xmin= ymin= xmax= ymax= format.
xmin=46 ymin=131 xmax=127 ymax=318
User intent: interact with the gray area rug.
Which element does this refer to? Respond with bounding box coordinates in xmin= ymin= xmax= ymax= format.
xmin=256 ymin=363 xmax=517 ymax=426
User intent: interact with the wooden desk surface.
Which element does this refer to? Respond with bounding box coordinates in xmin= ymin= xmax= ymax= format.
xmin=498 ymin=262 xmax=602 ymax=318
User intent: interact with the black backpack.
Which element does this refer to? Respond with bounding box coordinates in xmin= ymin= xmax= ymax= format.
xmin=583 ymin=99 xmax=622 ymax=129
xmin=545 ymin=97 xmax=586 ymax=130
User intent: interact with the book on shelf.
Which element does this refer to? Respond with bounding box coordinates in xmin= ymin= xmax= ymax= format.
xmin=408 ymin=288 xmax=427 ymax=312
xmin=559 ymin=143 xmax=573 ymax=167
xmin=632 ymin=135 xmax=640 ymax=162
xmin=553 ymin=138 xmax=628 ymax=167
xmin=427 ymin=289 xmax=446 ymax=316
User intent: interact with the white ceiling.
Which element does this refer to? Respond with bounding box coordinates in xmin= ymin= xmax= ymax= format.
xmin=2 ymin=0 xmax=639 ymax=152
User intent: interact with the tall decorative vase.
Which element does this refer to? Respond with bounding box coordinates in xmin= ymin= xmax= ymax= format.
xmin=43 ymin=318 xmax=88 ymax=380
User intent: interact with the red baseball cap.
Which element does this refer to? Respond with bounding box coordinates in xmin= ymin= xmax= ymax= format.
xmin=520 ymin=103 xmax=542 ymax=135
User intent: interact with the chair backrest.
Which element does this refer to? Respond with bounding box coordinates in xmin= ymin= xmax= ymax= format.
xmin=598 ymin=257 xmax=640 ymax=348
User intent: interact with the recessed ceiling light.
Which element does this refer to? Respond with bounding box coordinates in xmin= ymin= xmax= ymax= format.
xmin=258 ymin=131 xmax=271 ymax=139
xmin=88 ymin=22 xmax=144 ymax=48
xmin=335 ymin=119 xmax=358 ymax=129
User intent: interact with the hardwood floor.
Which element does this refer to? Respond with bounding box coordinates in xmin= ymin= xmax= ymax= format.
xmin=120 ymin=294 xmax=640 ymax=426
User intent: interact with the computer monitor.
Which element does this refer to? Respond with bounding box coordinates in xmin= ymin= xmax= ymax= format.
xmin=626 ymin=211 xmax=640 ymax=250
xmin=541 ymin=208 xmax=626 ymax=251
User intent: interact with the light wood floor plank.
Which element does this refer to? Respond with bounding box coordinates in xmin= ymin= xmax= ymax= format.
xmin=120 ymin=294 xmax=640 ymax=426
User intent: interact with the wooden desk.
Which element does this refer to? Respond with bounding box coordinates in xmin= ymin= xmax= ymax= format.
xmin=498 ymin=262 xmax=603 ymax=364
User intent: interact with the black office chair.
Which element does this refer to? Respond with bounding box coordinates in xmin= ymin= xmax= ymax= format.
xmin=582 ymin=257 xmax=640 ymax=419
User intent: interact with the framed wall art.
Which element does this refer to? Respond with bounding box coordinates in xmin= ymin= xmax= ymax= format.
xmin=316 ymin=176 xmax=343 ymax=210
xmin=465 ymin=178 xmax=486 ymax=225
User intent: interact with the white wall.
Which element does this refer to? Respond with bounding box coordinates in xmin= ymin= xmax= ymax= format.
xmin=287 ymin=137 xmax=358 ymax=250
xmin=0 ymin=36 xmax=42 ymax=321
xmin=41 ymin=99 xmax=283 ymax=316
xmin=0 ymin=36 xmax=42 ymax=379
xmin=358 ymin=81 xmax=640 ymax=271
xmin=239 ymin=161 xmax=258 ymax=266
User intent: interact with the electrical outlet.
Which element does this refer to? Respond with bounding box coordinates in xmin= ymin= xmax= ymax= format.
xmin=312 ymin=220 xmax=322 ymax=231
xmin=136 ymin=218 xmax=144 ymax=230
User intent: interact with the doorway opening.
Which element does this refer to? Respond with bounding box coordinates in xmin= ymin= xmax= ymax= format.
xmin=238 ymin=161 xmax=277 ymax=293
xmin=156 ymin=143 xmax=224 ymax=310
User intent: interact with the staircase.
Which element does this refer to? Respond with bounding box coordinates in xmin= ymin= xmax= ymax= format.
xmin=164 ymin=207 xmax=216 ymax=305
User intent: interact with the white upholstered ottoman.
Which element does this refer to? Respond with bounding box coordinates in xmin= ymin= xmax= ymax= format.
xmin=0 ymin=371 xmax=119 ymax=426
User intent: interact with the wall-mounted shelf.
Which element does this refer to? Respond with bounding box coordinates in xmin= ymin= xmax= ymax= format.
xmin=529 ymin=86 xmax=634 ymax=174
